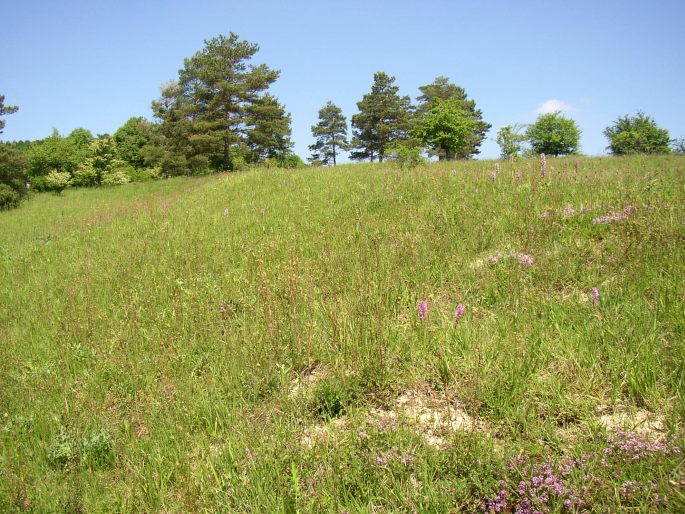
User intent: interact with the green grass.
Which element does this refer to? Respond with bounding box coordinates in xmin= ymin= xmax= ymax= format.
xmin=1 ymin=155 xmax=684 ymax=512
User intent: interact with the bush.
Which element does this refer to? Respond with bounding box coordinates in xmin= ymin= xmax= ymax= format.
xmin=100 ymin=167 xmax=131 ymax=186
xmin=386 ymin=143 xmax=427 ymax=169
xmin=0 ymin=184 xmax=21 ymax=210
xmin=123 ymin=166 xmax=161 ymax=182
xmin=279 ymin=154 xmax=306 ymax=169
xmin=71 ymin=159 xmax=100 ymax=187
xmin=45 ymin=170 xmax=71 ymax=194
xmin=604 ymin=112 xmax=671 ymax=155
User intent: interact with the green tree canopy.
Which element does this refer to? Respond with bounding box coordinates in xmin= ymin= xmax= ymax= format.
xmin=0 ymin=144 xmax=28 ymax=209
xmin=0 ymin=94 xmax=28 ymax=209
xmin=309 ymin=101 xmax=349 ymax=166
xmin=604 ymin=112 xmax=671 ymax=155
xmin=413 ymin=98 xmax=477 ymax=161
xmin=151 ymin=32 xmax=288 ymax=173
xmin=496 ymin=124 xmax=527 ymax=158
xmin=0 ymin=94 xmax=18 ymax=135
xmin=526 ymin=112 xmax=581 ymax=156
xmin=113 ymin=117 xmax=153 ymax=167
xmin=416 ymin=77 xmax=490 ymax=159
xmin=245 ymin=94 xmax=293 ymax=163
xmin=351 ymin=72 xmax=413 ymax=162
xmin=27 ymin=129 xmax=94 ymax=179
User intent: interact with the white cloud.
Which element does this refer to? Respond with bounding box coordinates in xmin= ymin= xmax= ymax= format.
xmin=536 ymin=99 xmax=574 ymax=115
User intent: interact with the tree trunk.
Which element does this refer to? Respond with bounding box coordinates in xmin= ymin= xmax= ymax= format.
xmin=332 ymin=143 xmax=337 ymax=166
xmin=223 ymin=137 xmax=231 ymax=170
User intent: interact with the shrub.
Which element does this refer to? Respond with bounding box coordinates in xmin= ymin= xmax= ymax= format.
xmin=45 ymin=170 xmax=71 ymax=194
xmin=100 ymin=164 xmax=131 ymax=186
xmin=0 ymin=183 xmax=21 ymax=210
xmin=386 ymin=143 xmax=427 ymax=169
xmin=604 ymin=112 xmax=671 ymax=155
xmin=71 ymin=159 xmax=100 ymax=187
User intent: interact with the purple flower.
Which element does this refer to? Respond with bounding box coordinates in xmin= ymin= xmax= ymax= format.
xmin=490 ymin=171 xmax=497 ymax=181
xmin=510 ymin=251 xmax=534 ymax=266
xmin=540 ymin=153 xmax=547 ymax=177
xmin=454 ymin=304 xmax=465 ymax=322
xmin=417 ymin=300 xmax=428 ymax=321
xmin=590 ymin=287 xmax=600 ymax=306
xmin=592 ymin=205 xmax=636 ymax=225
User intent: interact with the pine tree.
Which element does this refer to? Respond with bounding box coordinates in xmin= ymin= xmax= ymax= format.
xmin=309 ymin=102 xmax=349 ymax=166
xmin=351 ymin=72 xmax=413 ymax=162
xmin=245 ymin=94 xmax=293 ymax=163
xmin=151 ymin=33 xmax=289 ymax=172
xmin=416 ymin=77 xmax=490 ymax=159
xmin=0 ymin=94 xmax=19 ymax=135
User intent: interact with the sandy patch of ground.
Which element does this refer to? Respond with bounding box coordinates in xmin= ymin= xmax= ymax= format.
xmin=301 ymin=387 xmax=486 ymax=450
xmin=598 ymin=408 xmax=665 ymax=436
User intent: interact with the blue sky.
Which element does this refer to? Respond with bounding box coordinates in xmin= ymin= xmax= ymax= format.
xmin=2 ymin=0 xmax=684 ymax=160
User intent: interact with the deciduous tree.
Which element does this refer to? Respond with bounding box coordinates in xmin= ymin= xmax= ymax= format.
xmin=604 ymin=112 xmax=671 ymax=155
xmin=496 ymin=124 xmax=527 ymax=158
xmin=526 ymin=112 xmax=581 ymax=156
xmin=416 ymin=77 xmax=490 ymax=159
xmin=413 ymin=98 xmax=477 ymax=160
xmin=113 ymin=117 xmax=153 ymax=167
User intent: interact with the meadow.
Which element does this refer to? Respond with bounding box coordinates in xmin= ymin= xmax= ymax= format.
xmin=1 ymin=155 xmax=684 ymax=512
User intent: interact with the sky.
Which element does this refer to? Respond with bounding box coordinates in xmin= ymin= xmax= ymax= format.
xmin=2 ymin=0 xmax=684 ymax=161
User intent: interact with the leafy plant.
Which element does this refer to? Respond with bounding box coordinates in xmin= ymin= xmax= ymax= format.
xmin=604 ymin=112 xmax=671 ymax=155
xmin=526 ymin=111 xmax=581 ymax=156
xmin=44 ymin=169 xmax=71 ymax=194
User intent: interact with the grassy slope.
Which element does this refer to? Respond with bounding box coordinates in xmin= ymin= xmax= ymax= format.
xmin=1 ymin=156 xmax=684 ymax=512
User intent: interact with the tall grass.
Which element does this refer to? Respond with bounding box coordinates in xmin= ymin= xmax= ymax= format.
xmin=1 ymin=155 xmax=683 ymax=512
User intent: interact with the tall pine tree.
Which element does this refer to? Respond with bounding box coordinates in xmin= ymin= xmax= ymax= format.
xmin=309 ymin=101 xmax=349 ymax=166
xmin=151 ymin=33 xmax=290 ymax=173
xmin=416 ymin=76 xmax=490 ymax=159
xmin=351 ymin=72 xmax=413 ymax=163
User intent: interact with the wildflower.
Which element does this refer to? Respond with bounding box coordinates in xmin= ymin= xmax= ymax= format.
xmin=454 ymin=304 xmax=465 ymax=322
xmin=515 ymin=170 xmax=522 ymax=180
xmin=417 ymin=300 xmax=428 ymax=321
xmin=495 ymin=163 xmax=500 ymax=173
xmin=562 ymin=203 xmax=576 ymax=218
xmin=490 ymin=171 xmax=497 ymax=181
xmin=510 ymin=251 xmax=534 ymax=266
xmin=590 ymin=287 xmax=599 ymax=306
xmin=223 ymin=207 xmax=229 ymax=216
xmin=540 ymin=153 xmax=547 ymax=177
xmin=592 ymin=205 xmax=636 ymax=225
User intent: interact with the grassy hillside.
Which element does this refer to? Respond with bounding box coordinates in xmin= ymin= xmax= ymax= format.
xmin=1 ymin=156 xmax=684 ymax=512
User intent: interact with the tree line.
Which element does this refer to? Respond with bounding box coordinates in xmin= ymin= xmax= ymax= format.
xmin=1 ymin=32 xmax=683 ymax=210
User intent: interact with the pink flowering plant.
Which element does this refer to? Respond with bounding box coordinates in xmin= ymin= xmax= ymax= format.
xmin=481 ymin=431 xmax=682 ymax=513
